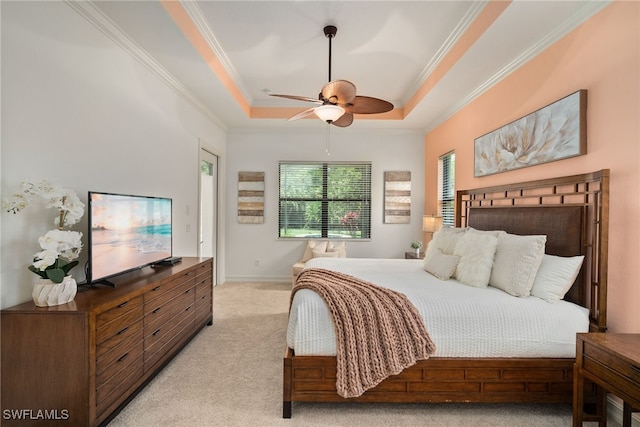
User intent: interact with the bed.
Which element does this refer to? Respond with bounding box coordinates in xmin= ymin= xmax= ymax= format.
xmin=283 ymin=170 xmax=609 ymax=418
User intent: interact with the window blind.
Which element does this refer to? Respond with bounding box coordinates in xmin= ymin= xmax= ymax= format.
xmin=438 ymin=151 xmax=456 ymax=227
xmin=279 ymin=161 xmax=371 ymax=239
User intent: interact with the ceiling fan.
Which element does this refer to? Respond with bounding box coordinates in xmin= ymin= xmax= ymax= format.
xmin=269 ymin=25 xmax=394 ymax=127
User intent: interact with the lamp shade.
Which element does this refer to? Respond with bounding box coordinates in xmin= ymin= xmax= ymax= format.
xmin=422 ymin=215 xmax=443 ymax=233
xmin=315 ymin=104 xmax=345 ymax=122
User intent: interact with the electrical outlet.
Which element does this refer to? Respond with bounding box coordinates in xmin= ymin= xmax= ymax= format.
xmin=254 ymin=258 xmax=261 ymax=267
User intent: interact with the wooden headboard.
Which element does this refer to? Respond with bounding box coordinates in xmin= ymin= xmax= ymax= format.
xmin=456 ymin=170 xmax=609 ymax=332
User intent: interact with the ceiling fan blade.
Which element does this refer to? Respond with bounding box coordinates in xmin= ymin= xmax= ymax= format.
xmin=344 ymin=96 xmax=394 ymax=114
xmin=269 ymin=93 xmax=322 ymax=104
xmin=288 ymin=107 xmax=317 ymax=121
xmin=321 ymin=80 xmax=357 ymax=105
xmin=331 ymin=112 xmax=353 ymax=127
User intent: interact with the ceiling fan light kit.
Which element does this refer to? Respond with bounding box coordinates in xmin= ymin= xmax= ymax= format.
xmin=315 ymin=104 xmax=345 ymax=123
xmin=269 ymin=25 xmax=393 ymax=127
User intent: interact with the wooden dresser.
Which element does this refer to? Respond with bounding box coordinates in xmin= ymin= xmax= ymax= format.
xmin=573 ymin=333 xmax=640 ymax=427
xmin=1 ymin=257 xmax=213 ymax=427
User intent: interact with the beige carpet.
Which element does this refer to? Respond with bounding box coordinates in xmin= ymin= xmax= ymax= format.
xmin=108 ymin=282 xmax=614 ymax=427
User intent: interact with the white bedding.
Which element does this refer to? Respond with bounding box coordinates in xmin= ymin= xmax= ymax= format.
xmin=287 ymin=258 xmax=589 ymax=358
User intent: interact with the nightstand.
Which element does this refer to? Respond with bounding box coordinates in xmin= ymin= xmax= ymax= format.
xmin=405 ymin=251 xmax=424 ymax=259
xmin=573 ymin=333 xmax=640 ymax=427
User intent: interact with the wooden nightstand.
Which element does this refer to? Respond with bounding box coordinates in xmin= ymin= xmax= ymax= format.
xmin=404 ymin=251 xmax=424 ymax=259
xmin=573 ymin=333 xmax=640 ymax=427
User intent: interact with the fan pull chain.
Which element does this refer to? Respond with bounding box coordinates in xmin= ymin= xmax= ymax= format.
xmin=325 ymin=123 xmax=331 ymax=156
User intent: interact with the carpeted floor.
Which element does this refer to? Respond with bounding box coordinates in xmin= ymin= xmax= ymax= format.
xmin=107 ymin=282 xmax=618 ymax=426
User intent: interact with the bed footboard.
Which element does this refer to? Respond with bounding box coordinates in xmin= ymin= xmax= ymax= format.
xmin=283 ymin=347 xmax=576 ymax=418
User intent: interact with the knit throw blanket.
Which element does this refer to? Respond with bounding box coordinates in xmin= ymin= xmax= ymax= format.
xmin=291 ymin=268 xmax=436 ymax=398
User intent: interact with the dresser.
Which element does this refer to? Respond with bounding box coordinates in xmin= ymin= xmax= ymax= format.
xmin=573 ymin=333 xmax=640 ymax=427
xmin=1 ymin=257 xmax=213 ymax=427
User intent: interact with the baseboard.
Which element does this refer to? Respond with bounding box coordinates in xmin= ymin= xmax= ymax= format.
xmin=608 ymin=394 xmax=639 ymax=426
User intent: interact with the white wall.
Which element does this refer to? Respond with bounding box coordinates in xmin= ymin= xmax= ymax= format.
xmin=1 ymin=2 xmax=226 ymax=308
xmin=225 ymin=128 xmax=425 ymax=282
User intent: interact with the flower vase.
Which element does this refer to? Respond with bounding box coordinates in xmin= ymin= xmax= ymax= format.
xmin=32 ymin=275 xmax=77 ymax=307
xmin=415 ymin=248 xmax=421 ymax=256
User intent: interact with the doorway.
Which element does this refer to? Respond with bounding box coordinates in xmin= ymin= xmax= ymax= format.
xmin=200 ymin=149 xmax=218 ymax=285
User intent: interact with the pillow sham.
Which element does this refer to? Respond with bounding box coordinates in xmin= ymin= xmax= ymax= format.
xmin=302 ymin=240 xmax=328 ymax=262
xmin=327 ymin=241 xmax=347 ymax=258
xmin=530 ymin=254 xmax=584 ymax=303
xmin=423 ymin=248 xmax=460 ymax=280
xmin=425 ymin=227 xmax=466 ymax=258
xmin=311 ymin=249 xmax=340 ymax=258
xmin=489 ymin=233 xmax=546 ymax=297
xmin=453 ymin=229 xmax=498 ymax=288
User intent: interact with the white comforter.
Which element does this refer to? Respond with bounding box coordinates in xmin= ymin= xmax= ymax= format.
xmin=287 ymin=258 xmax=589 ymax=358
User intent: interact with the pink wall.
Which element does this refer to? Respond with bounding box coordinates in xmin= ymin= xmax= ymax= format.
xmin=424 ymin=2 xmax=639 ymax=333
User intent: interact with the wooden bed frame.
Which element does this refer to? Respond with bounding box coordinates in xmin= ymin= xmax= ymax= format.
xmin=283 ymin=169 xmax=609 ymax=418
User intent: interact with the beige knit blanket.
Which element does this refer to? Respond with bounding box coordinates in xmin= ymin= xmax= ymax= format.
xmin=291 ymin=268 xmax=436 ymax=398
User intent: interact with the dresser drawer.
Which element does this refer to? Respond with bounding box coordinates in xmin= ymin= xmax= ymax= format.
xmin=583 ymin=342 xmax=640 ymax=387
xmin=144 ymin=290 xmax=194 ymax=338
xmin=96 ymin=296 xmax=143 ymax=344
xmin=96 ymin=328 xmax=144 ymax=383
xmin=95 ymin=343 xmax=143 ymax=416
xmin=144 ymin=277 xmax=194 ymax=316
xmin=144 ymin=286 xmax=195 ymax=332
xmin=195 ymin=261 xmax=212 ymax=282
xmin=144 ymin=310 xmax=195 ymax=369
xmin=144 ymin=269 xmax=195 ymax=305
xmin=96 ymin=319 xmax=143 ymax=360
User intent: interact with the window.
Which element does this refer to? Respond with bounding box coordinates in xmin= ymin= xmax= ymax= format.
xmin=438 ymin=151 xmax=455 ymax=227
xmin=279 ymin=161 xmax=371 ymax=239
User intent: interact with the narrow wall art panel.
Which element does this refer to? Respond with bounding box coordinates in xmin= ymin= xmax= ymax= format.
xmin=238 ymin=171 xmax=264 ymax=224
xmin=474 ymin=90 xmax=587 ymax=177
xmin=384 ymin=171 xmax=411 ymax=224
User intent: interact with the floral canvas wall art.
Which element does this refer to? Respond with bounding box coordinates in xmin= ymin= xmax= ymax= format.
xmin=474 ymin=90 xmax=586 ymax=177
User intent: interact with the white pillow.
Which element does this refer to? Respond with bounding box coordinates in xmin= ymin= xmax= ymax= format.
xmin=311 ymin=249 xmax=340 ymax=258
xmin=489 ymin=233 xmax=546 ymax=297
xmin=423 ymin=248 xmax=460 ymax=280
xmin=327 ymin=241 xmax=347 ymax=258
xmin=302 ymin=240 xmax=328 ymax=261
xmin=530 ymin=254 xmax=585 ymax=303
xmin=425 ymin=227 xmax=466 ymax=257
xmin=453 ymin=229 xmax=498 ymax=288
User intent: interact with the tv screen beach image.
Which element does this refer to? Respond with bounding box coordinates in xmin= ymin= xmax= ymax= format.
xmin=90 ymin=193 xmax=172 ymax=281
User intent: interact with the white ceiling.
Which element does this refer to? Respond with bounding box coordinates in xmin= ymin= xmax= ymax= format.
xmin=89 ymin=1 xmax=608 ymax=132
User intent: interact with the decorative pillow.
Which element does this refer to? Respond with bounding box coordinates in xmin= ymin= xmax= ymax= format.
xmin=530 ymin=254 xmax=585 ymax=303
xmin=311 ymin=249 xmax=340 ymax=258
xmin=302 ymin=240 xmax=328 ymax=262
xmin=453 ymin=229 xmax=498 ymax=288
xmin=425 ymin=227 xmax=466 ymax=260
xmin=489 ymin=233 xmax=546 ymax=297
xmin=423 ymin=248 xmax=460 ymax=280
xmin=327 ymin=241 xmax=347 ymax=258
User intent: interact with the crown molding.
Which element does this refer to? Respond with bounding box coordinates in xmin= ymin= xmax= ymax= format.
xmin=179 ymin=1 xmax=253 ymax=105
xmin=403 ymin=1 xmax=487 ymax=106
xmin=64 ymin=0 xmax=228 ymax=131
xmin=424 ymin=0 xmax=611 ymax=134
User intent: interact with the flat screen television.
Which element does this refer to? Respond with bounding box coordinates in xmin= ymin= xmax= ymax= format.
xmin=87 ymin=191 xmax=172 ymax=286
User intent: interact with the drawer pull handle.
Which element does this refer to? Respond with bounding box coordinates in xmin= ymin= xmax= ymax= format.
xmin=152 ymin=286 xmax=161 ymax=292
xmin=153 ymin=328 xmax=161 ymax=336
xmin=153 ymin=307 xmax=161 ymax=314
xmin=117 ymin=327 xmax=129 ymax=335
xmin=117 ymin=353 xmax=129 ymax=362
xmin=117 ymin=301 xmax=128 ymax=309
xmin=631 ymin=365 xmax=640 ymax=375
